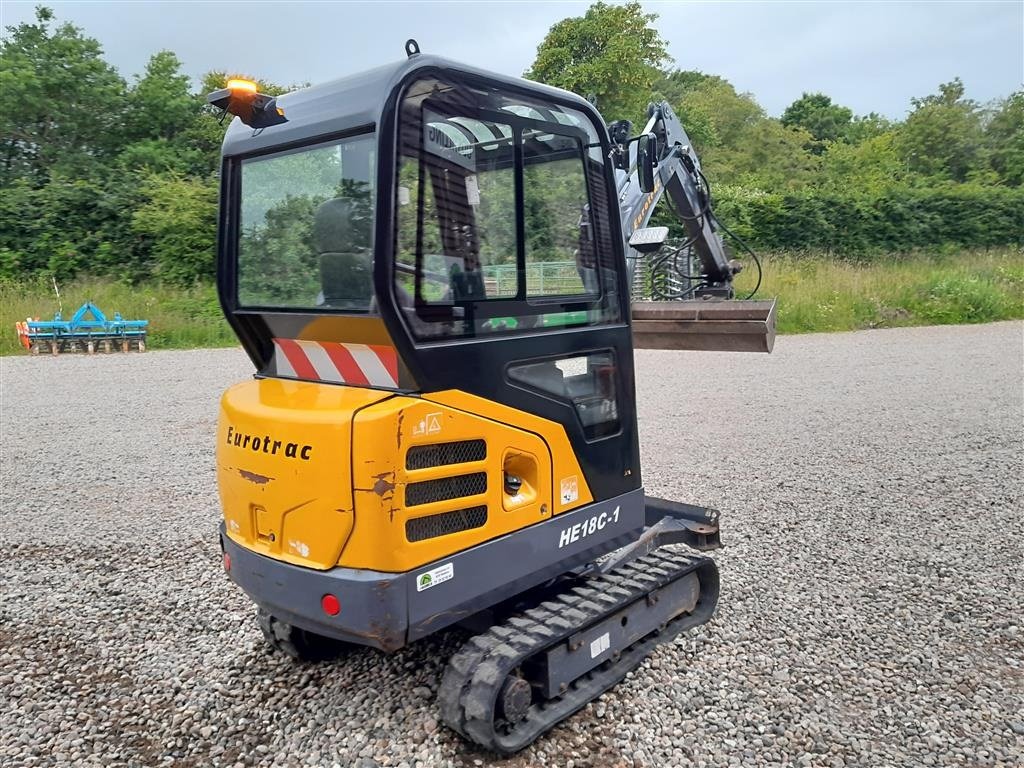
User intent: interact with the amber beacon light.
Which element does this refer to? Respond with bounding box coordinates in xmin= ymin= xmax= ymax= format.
xmin=207 ymin=78 xmax=287 ymax=130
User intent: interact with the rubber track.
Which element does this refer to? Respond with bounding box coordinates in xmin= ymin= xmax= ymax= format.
xmin=437 ymin=549 xmax=719 ymax=754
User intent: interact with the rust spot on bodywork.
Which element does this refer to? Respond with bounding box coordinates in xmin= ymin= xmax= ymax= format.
xmin=418 ymin=607 xmax=473 ymax=633
xmin=360 ymin=580 xmax=406 ymax=652
xmin=372 ymin=471 xmax=396 ymax=497
xmin=239 ymin=469 xmax=273 ymax=485
xmin=356 ymin=472 xmax=400 ymax=521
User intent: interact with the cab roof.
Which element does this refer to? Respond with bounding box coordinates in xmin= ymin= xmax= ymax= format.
xmin=220 ymin=53 xmax=604 ymax=158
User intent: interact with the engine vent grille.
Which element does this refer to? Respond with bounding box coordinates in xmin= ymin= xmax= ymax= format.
xmin=406 ymin=505 xmax=488 ymax=542
xmin=406 ymin=439 xmax=486 ymax=471
xmin=405 ymin=472 xmax=487 ymax=507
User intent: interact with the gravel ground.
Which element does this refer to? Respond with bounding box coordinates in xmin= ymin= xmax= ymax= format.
xmin=1 ymin=321 xmax=1022 ymax=768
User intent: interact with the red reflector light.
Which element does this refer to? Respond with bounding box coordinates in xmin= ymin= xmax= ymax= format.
xmin=222 ymin=552 xmax=231 ymax=572
xmin=321 ymin=594 xmax=341 ymax=616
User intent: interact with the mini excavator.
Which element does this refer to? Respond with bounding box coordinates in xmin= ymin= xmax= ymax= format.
xmin=211 ymin=41 xmax=775 ymax=753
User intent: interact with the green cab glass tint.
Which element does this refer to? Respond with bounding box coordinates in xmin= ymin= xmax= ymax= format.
xmin=238 ymin=134 xmax=376 ymax=310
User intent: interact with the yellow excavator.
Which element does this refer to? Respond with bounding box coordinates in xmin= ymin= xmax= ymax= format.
xmin=210 ymin=40 xmax=774 ymax=753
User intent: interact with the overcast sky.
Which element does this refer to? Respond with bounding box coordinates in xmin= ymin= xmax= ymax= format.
xmin=2 ymin=1 xmax=1021 ymax=118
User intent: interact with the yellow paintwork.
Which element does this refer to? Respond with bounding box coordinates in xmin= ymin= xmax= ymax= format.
xmin=424 ymin=390 xmax=593 ymax=514
xmin=217 ymin=380 xmax=595 ymax=573
xmin=217 ymin=378 xmax=390 ymax=570
xmin=340 ymin=397 xmax=555 ymax=571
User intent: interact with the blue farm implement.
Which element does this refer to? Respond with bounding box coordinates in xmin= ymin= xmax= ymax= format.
xmin=15 ymin=301 xmax=149 ymax=355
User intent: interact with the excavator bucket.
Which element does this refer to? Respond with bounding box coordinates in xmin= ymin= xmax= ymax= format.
xmin=631 ymin=299 xmax=777 ymax=353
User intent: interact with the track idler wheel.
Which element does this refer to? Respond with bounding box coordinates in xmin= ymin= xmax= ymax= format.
xmin=498 ymin=675 xmax=532 ymax=724
xmin=257 ymin=609 xmax=350 ymax=662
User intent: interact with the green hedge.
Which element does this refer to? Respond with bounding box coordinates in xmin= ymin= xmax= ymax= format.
xmin=708 ymin=185 xmax=1024 ymax=256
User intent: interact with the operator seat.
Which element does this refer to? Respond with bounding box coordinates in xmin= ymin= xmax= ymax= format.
xmin=314 ymin=197 xmax=373 ymax=310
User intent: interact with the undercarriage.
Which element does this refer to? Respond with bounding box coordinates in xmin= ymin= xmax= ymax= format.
xmin=237 ymin=497 xmax=722 ymax=752
xmin=439 ymin=548 xmax=719 ymax=753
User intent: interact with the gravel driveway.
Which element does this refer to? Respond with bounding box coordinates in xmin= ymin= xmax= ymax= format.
xmin=2 ymin=321 xmax=1022 ymax=768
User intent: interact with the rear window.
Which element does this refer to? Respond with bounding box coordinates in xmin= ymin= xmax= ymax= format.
xmin=237 ymin=133 xmax=376 ymax=309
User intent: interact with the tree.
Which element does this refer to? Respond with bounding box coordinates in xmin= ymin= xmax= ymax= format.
xmin=819 ymin=132 xmax=905 ymax=193
xmin=124 ymin=51 xmax=197 ymax=142
xmin=0 ymin=175 xmax=125 ymax=279
xmin=898 ymin=78 xmax=985 ymax=182
xmin=705 ymin=119 xmax=819 ymax=191
xmin=654 ymin=70 xmax=814 ymax=190
xmin=845 ymin=112 xmax=893 ymax=144
xmin=132 ymin=173 xmax=218 ymax=284
xmin=781 ymin=92 xmax=853 ymax=146
xmin=654 ymin=70 xmax=765 ymax=156
xmin=0 ymin=6 xmax=126 ymax=184
xmin=526 ymin=1 xmax=669 ymax=124
xmin=986 ymin=91 xmax=1024 ymax=186
xmin=115 ymin=51 xmax=208 ymax=174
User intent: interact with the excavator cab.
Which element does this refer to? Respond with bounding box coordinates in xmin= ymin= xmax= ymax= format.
xmin=213 ymin=48 xmax=767 ymax=754
xmin=218 ymin=61 xmax=634 ymax=391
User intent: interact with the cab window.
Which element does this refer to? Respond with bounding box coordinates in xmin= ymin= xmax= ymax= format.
xmin=237 ymin=133 xmax=375 ymax=310
xmin=394 ymin=74 xmax=621 ymax=338
xmin=523 ymin=130 xmax=592 ymax=298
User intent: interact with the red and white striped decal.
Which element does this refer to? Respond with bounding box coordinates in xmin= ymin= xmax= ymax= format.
xmin=272 ymin=339 xmax=399 ymax=388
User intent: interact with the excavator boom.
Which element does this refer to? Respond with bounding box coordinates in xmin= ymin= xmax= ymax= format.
xmin=612 ymin=102 xmax=777 ymax=351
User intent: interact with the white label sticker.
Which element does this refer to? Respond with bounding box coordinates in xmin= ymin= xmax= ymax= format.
xmin=465 ymin=174 xmax=481 ymax=205
xmin=590 ymin=632 xmax=610 ymax=658
xmin=416 ymin=562 xmax=454 ymax=592
xmin=560 ymin=476 xmax=579 ymax=505
xmin=412 ymin=412 xmax=442 ymax=437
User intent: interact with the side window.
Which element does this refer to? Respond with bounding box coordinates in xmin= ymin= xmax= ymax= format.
xmin=508 ymin=351 xmax=620 ymax=440
xmin=522 ymin=132 xmax=593 ymax=298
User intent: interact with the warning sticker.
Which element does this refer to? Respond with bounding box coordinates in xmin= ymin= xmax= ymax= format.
xmin=590 ymin=632 xmax=610 ymax=658
xmin=416 ymin=562 xmax=454 ymax=592
xmin=560 ymin=476 xmax=579 ymax=505
xmin=412 ymin=412 xmax=442 ymax=437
